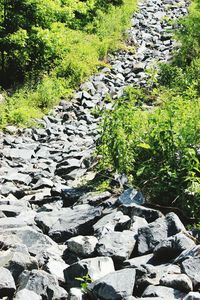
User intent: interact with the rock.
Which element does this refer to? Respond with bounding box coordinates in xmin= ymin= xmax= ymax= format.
xmin=36 ymin=245 xmax=68 ymax=282
xmin=18 ymin=270 xmax=68 ymax=299
xmin=68 ymin=288 xmax=84 ymax=300
xmin=142 ymin=285 xmax=186 ymax=299
xmin=0 ymin=227 xmax=57 ymax=256
xmin=95 ymin=210 xmax=130 ymax=232
xmin=123 ymin=253 xmax=155 ymax=268
xmin=174 ymin=245 xmax=200 ymax=264
xmin=120 ymin=203 xmax=163 ymax=223
xmin=64 ymin=257 xmax=115 ymax=290
xmin=160 ymin=273 xmax=193 ymax=292
xmin=33 ymin=178 xmax=54 ymax=189
xmin=14 ymin=289 xmax=42 ymax=300
xmin=96 ymin=230 xmax=136 ymax=264
xmin=35 ymin=204 xmax=102 ymax=242
xmin=4 ymin=148 xmax=34 ymax=160
xmin=117 ymin=188 xmax=145 ymax=206
xmin=181 ymin=257 xmax=200 ymax=288
xmin=88 ymin=268 xmax=136 ymax=300
xmin=165 ymin=212 xmax=185 ymax=236
xmin=0 ymin=244 xmax=38 ymax=281
xmin=137 ymin=217 xmax=168 ymax=255
xmin=153 ymin=232 xmax=196 ymax=261
xmin=67 ymin=235 xmax=98 ymax=257
xmin=0 ymin=267 xmax=16 ymax=298
xmin=183 ymin=292 xmax=200 ymax=300
xmin=137 ymin=213 xmax=186 ymax=255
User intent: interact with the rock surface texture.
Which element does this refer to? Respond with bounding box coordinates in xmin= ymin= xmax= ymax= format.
xmin=0 ymin=0 xmax=196 ymax=299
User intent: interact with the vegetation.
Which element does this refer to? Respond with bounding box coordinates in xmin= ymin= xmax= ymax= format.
xmin=98 ymin=0 xmax=200 ymax=221
xmin=0 ymin=0 xmax=137 ymax=127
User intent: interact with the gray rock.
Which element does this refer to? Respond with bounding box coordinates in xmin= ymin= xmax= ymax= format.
xmin=88 ymin=268 xmax=136 ymax=300
xmin=123 ymin=253 xmax=154 ymax=268
xmin=153 ymin=232 xmax=196 ymax=261
xmin=14 ymin=289 xmax=42 ymax=300
xmin=96 ymin=230 xmax=136 ymax=263
xmin=67 ymin=235 xmax=98 ymax=257
xmin=117 ymin=188 xmax=144 ymax=206
xmin=174 ymin=245 xmax=200 ymax=263
xmin=0 ymin=227 xmax=57 ymax=256
xmin=0 ymin=267 xmax=16 ymax=298
xmin=160 ymin=273 xmax=193 ymax=292
xmin=142 ymin=285 xmax=186 ymax=299
xmin=120 ymin=203 xmax=163 ymax=223
xmin=35 ymin=204 xmax=102 ymax=242
xmin=64 ymin=257 xmax=115 ymax=290
xmin=181 ymin=257 xmax=200 ymax=288
xmin=68 ymin=288 xmax=84 ymax=300
xmin=138 ymin=213 xmax=186 ymax=255
xmin=183 ymin=292 xmax=200 ymax=300
xmin=33 ymin=178 xmax=54 ymax=189
xmin=137 ymin=217 xmax=168 ymax=255
xmin=93 ymin=210 xmax=131 ymax=236
xmin=0 ymin=244 xmax=38 ymax=281
xmin=165 ymin=213 xmax=185 ymax=236
xmin=18 ymin=270 xmax=68 ymax=299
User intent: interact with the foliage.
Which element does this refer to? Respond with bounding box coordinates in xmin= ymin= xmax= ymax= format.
xmin=75 ymin=274 xmax=92 ymax=293
xmin=0 ymin=0 xmax=137 ymax=127
xmin=98 ymin=87 xmax=200 ymax=219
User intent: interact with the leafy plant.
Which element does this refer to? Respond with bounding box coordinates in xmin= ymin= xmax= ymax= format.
xmin=75 ymin=274 xmax=92 ymax=293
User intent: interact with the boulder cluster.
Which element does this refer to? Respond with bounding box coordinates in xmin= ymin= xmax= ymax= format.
xmin=0 ymin=0 xmax=197 ymax=299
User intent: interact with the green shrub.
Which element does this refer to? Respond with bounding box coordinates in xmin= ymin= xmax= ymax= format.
xmin=98 ymin=87 xmax=200 ymax=219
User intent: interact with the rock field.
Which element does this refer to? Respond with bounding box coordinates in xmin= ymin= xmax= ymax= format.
xmin=1 ymin=0 xmax=200 ymax=299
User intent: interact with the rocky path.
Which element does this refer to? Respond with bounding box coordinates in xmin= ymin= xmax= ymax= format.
xmin=1 ymin=0 xmax=199 ymax=300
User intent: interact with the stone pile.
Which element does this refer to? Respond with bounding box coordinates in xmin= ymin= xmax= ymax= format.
xmin=0 ymin=0 xmax=196 ymax=299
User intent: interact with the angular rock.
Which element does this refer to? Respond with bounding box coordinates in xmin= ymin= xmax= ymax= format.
xmin=88 ymin=268 xmax=136 ymax=300
xmin=0 ymin=267 xmax=16 ymax=298
xmin=93 ymin=210 xmax=130 ymax=236
xmin=0 ymin=226 xmax=57 ymax=256
xmin=18 ymin=270 xmax=68 ymax=299
xmin=181 ymin=257 xmax=200 ymax=288
xmin=120 ymin=203 xmax=163 ymax=223
xmin=183 ymin=292 xmax=200 ymax=300
xmin=0 ymin=244 xmax=38 ymax=281
xmin=67 ymin=235 xmax=98 ymax=257
xmin=35 ymin=204 xmax=102 ymax=242
xmin=160 ymin=273 xmax=193 ymax=292
xmin=96 ymin=230 xmax=136 ymax=263
xmin=137 ymin=217 xmax=168 ymax=255
xmin=142 ymin=285 xmax=186 ymax=299
xmin=117 ymin=188 xmax=145 ymax=206
xmin=153 ymin=232 xmax=196 ymax=261
xmin=64 ymin=257 xmax=115 ymax=290
xmin=68 ymin=288 xmax=84 ymax=300
xmin=14 ymin=289 xmax=42 ymax=300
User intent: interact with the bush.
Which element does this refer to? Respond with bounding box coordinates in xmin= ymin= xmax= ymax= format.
xmin=98 ymin=87 xmax=200 ymax=219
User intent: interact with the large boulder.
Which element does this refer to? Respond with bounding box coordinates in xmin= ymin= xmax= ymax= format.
xmin=181 ymin=257 xmax=200 ymax=288
xmin=35 ymin=204 xmax=102 ymax=242
xmin=66 ymin=235 xmax=98 ymax=257
xmin=0 ymin=244 xmax=38 ymax=281
xmin=0 ymin=267 xmax=16 ymax=299
xmin=88 ymin=268 xmax=136 ymax=300
xmin=96 ymin=230 xmax=136 ymax=264
xmin=64 ymin=257 xmax=115 ymax=290
xmin=142 ymin=285 xmax=186 ymax=299
xmin=18 ymin=269 xmax=68 ymax=299
xmin=137 ymin=213 xmax=185 ymax=255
